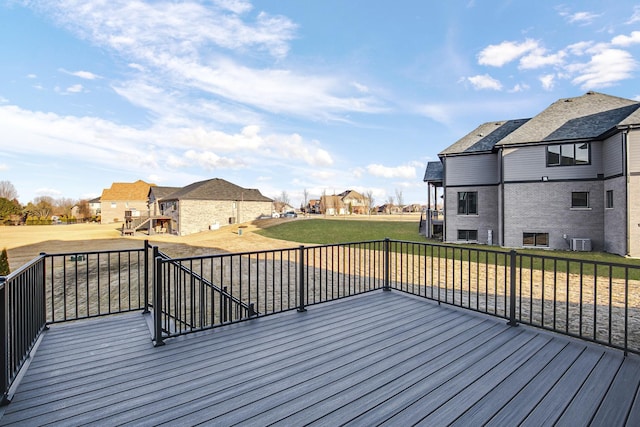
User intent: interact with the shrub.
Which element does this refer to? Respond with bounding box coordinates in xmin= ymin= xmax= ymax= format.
xmin=0 ymin=248 xmax=9 ymax=275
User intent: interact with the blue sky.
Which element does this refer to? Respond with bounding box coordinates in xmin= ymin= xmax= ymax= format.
xmin=1 ymin=1 xmax=639 ymax=207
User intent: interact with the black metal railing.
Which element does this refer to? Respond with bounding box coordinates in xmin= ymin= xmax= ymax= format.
xmin=1 ymin=256 xmax=47 ymax=405
xmin=3 ymin=237 xmax=640 ymax=402
xmin=152 ymin=241 xmax=388 ymax=344
xmin=43 ymin=242 xmax=151 ymax=323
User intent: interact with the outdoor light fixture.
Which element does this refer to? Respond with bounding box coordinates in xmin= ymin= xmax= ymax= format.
xmin=542 ymin=176 xmax=548 ymax=181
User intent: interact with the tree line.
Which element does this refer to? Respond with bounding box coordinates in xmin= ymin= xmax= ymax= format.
xmin=0 ymin=180 xmax=96 ymax=225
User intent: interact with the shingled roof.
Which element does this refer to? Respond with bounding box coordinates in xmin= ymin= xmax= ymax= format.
xmin=423 ymin=161 xmax=443 ymax=182
xmin=162 ymin=178 xmax=272 ymax=202
xmin=439 ymin=119 xmax=529 ymax=156
xmin=101 ymin=180 xmax=155 ymax=201
xmin=496 ymin=92 xmax=640 ymax=146
xmin=149 ymin=186 xmax=181 ymax=200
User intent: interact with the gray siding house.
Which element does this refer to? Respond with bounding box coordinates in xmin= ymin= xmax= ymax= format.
xmin=425 ymin=92 xmax=640 ymax=257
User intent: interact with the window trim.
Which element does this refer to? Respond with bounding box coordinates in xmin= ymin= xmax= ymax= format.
xmin=571 ymin=191 xmax=590 ymax=209
xmin=457 ymin=229 xmax=478 ymax=241
xmin=606 ymin=190 xmax=614 ymax=209
xmin=457 ymin=191 xmax=478 ymax=215
xmin=523 ymin=232 xmax=549 ymax=247
xmin=546 ymin=142 xmax=591 ymax=167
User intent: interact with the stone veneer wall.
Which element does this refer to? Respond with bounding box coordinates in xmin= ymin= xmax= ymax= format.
xmin=177 ymin=199 xmax=272 ymax=236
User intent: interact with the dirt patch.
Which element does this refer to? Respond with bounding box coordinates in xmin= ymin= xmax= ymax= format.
xmin=1 ymin=221 xmax=298 ymax=272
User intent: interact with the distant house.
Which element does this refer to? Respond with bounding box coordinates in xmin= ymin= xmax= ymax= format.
xmin=307 ymin=199 xmax=321 ymax=213
xmin=158 ymin=178 xmax=273 ymax=236
xmin=425 ymin=91 xmax=640 ymax=256
xmin=337 ymin=190 xmax=368 ymax=214
xmin=100 ymin=180 xmax=155 ymax=224
xmin=88 ymin=197 xmax=101 ymax=217
xmin=320 ymin=195 xmax=345 ymax=216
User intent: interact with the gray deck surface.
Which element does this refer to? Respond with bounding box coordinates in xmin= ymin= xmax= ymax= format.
xmin=2 ymin=290 xmax=640 ymax=426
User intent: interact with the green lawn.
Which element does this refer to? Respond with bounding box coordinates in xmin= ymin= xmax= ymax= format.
xmin=256 ymin=218 xmax=640 ymax=277
xmin=255 ymin=218 xmax=426 ymax=244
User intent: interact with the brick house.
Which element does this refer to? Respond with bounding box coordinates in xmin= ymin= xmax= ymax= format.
xmin=100 ymin=180 xmax=155 ymax=224
xmin=158 ymin=178 xmax=273 ymax=236
xmin=425 ymin=92 xmax=640 ymax=256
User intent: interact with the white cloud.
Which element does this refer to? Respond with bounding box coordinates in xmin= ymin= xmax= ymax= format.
xmin=212 ymin=0 xmax=253 ymax=14
xmin=478 ymin=39 xmax=539 ymax=67
xmin=467 ymin=74 xmax=503 ymax=91
xmin=28 ymin=1 xmax=385 ymax=123
xmin=539 ymin=74 xmax=555 ymax=90
xmin=414 ymin=104 xmax=454 ymax=126
xmin=565 ymin=11 xmax=600 ymax=25
xmin=611 ymin=31 xmax=640 ymax=47
xmin=184 ymin=150 xmax=245 ymax=170
xmin=519 ymin=49 xmax=566 ymax=69
xmin=26 ymin=74 xmax=37 ymax=79
xmin=626 ymin=6 xmax=640 ymax=24
xmin=60 ymin=69 xmax=101 ymax=80
xmin=366 ymin=164 xmax=416 ymax=179
xmin=66 ymin=84 xmax=84 ymax=93
xmin=509 ymin=83 xmax=530 ymax=93
xmin=570 ymin=49 xmax=638 ymax=89
xmin=0 ymin=164 xmax=8 ymax=171
xmin=35 ymin=188 xmax=63 ymax=197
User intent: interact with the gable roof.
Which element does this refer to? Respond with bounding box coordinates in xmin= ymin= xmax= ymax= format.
xmin=619 ymin=106 xmax=640 ymax=127
xmin=149 ymin=186 xmax=181 ymax=200
xmin=101 ymin=180 xmax=155 ymax=201
xmin=337 ymin=190 xmax=365 ymax=200
xmin=497 ymin=92 xmax=640 ymax=146
xmin=163 ymin=178 xmax=272 ymax=202
xmin=439 ymin=119 xmax=529 ymax=156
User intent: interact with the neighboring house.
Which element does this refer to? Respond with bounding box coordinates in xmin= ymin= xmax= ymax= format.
xmin=403 ymin=204 xmax=423 ymax=213
xmin=88 ymin=197 xmax=101 ymax=217
xmin=306 ymin=199 xmax=321 ymax=214
xmin=337 ymin=190 xmax=369 ymax=214
xmin=100 ymin=180 xmax=155 ymax=224
xmin=148 ymin=186 xmax=181 ymax=217
xmin=424 ymin=91 xmax=640 ymax=256
xmin=320 ymin=195 xmax=346 ymax=215
xmin=158 ymin=178 xmax=273 ymax=236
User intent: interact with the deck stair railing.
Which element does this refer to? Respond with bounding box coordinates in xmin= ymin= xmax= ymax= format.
xmin=151 ymin=247 xmax=255 ymax=343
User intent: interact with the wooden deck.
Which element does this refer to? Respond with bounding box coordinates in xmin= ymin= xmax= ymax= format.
xmin=2 ymin=290 xmax=640 ymax=426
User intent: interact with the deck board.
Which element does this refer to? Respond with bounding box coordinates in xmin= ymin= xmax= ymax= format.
xmin=2 ymin=290 xmax=640 ymax=426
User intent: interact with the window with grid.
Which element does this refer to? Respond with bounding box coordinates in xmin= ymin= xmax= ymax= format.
xmin=457 ymin=192 xmax=478 ymax=215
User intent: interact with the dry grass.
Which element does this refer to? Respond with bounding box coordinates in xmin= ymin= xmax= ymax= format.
xmin=1 ymin=220 xmax=298 ymax=272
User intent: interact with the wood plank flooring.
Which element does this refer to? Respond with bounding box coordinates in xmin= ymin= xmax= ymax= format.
xmin=1 ymin=290 xmax=639 ymax=426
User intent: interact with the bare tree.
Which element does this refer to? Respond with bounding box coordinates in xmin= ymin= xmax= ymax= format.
xmin=29 ymin=196 xmax=54 ymax=219
xmin=302 ymin=188 xmax=309 ymax=213
xmin=386 ymin=195 xmax=394 ymax=214
xmin=76 ymin=199 xmax=92 ymax=221
xmin=55 ymin=197 xmax=76 ymax=218
xmin=0 ymin=181 xmax=18 ymax=201
xmin=365 ymin=190 xmax=375 ymax=216
xmin=395 ymin=189 xmax=404 ymax=214
xmin=273 ymin=190 xmax=291 ymax=213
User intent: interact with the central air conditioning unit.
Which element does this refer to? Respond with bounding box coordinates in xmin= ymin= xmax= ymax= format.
xmin=571 ymin=238 xmax=591 ymax=252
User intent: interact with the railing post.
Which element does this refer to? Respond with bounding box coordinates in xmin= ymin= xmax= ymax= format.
xmin=1 ymin=276 xmax=8 ymax=405
xmin=507 ymin=250 xmax=518 ymax=326
xmin=152 ymin=246 xmax=165 ymax=346
xmin=297 ymin=245 xmax=306 ymax=312
xmin=383 ymin=238 xmax=391 ymax=291
xmin=143 ymin=240 xmax=150 ymax=314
